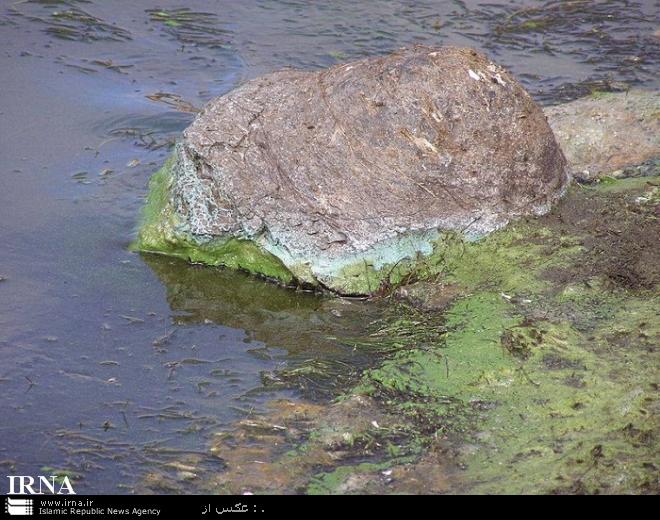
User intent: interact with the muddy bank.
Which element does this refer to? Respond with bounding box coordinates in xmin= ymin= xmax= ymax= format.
xmin=143 ymin=174 xmax=658 ymax=495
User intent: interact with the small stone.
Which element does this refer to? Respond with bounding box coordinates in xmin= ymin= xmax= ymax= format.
xmin=176 ymin=471 xmax=198 ymax=481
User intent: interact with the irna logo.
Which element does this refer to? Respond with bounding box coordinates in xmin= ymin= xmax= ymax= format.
xmin=6 ymin=475 xmax=76 ymax=495
xmin=5 ymin=497 xmax=34 ymax=516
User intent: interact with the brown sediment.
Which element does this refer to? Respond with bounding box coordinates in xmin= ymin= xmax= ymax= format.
xmin=204 ymin=396 xmax=410 ymax=495
xmin=540 ymin=177 xmax=660 ymax=290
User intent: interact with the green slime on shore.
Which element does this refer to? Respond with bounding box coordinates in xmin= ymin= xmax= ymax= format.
xmin=305 ymin=175 xmax=659 ymax=494
xmin=136 ymin=167 xmax=658 ymax=494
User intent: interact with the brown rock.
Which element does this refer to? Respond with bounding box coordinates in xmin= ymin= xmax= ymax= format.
xmin=139 ymin=45 xmax=570 ymax=295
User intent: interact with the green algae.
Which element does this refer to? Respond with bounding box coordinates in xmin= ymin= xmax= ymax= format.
xmin=134 ymin=157 xmax=295 ymax=285
xmin=40 ymin=466 xmax=82 ymax=486
xmin=307 ymin=462 xmax=390 ymax=495
xmin=145 ymin=236 xmax=295 ymax=286
xmin=135 ymin=155 xmax=179 ymax=249
xmin=195 ymin=174 xmax=656 ymax=494
xmin=138 ymin=169 xmax=658 ymax=493
xmin=587 ymin=174 xmax=657 ymax=193
xmin=590 ymin=90 xmax=616 ymax=100
xmin=461 ymin=297 xmax=658 ymax=494
xmin=317 ymin=223 xmax=562 ymax=296
xmin=310 ymin=176 xmax=659 ymax=494
xmin=329 ymin=248 xmax=445 ymax=296
xmin=145 ymin=8 xmax=230 ymax=49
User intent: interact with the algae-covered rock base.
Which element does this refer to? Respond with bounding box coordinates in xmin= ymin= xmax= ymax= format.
xmin=141 ymin=174 xmax=658 ymax=495
xmin=136 ymin=46 xmax=570 ymax=295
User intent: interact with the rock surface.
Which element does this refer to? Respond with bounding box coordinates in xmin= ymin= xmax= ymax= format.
xmin=137 ymin=45 xmax=571 ymax=295
xmin=546 ymin=90 xmax=659 ymax=180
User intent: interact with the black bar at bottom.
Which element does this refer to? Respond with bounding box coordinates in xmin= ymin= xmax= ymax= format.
xmin=3 ymin=495 xmax=274 ymax=519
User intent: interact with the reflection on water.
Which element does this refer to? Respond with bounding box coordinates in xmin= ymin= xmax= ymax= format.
xmin=0 ymin=0 xmax=657 ymax=493
xmin=144 ymin=254 xmax=390 ymax=401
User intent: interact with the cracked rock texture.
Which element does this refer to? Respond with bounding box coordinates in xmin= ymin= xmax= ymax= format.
xmin=137 ymin=45 xmax=571 ymax=294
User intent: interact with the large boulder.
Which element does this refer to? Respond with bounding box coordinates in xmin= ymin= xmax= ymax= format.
xmin=137 ymin=46 xmax=570 ymax=295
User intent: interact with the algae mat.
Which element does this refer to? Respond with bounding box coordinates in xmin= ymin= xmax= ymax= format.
xmin=139 ymin=174 xmax=658 ymax=495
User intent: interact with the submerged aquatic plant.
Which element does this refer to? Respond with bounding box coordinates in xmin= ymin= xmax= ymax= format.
xmin=146 ymin=8 xmax=231 ymax=49
xmin=46 ymin=7 xmax=131 ymax=41
xmin=9 ymin=1 xmax=131 ymax=42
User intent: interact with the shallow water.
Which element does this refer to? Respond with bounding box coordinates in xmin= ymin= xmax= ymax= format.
xmin=0 ymin=0 xmax=658 ymax=493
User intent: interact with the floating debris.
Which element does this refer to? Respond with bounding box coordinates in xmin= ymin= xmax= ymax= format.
xmin=152 ymin=329 xmax=175 ymax=347
xmin=146 ymin=92 xmax=200 ymax=114
xmin=98 ymin=360 xmax=120 ymax=367
xmin=468 ymin=0 xmax=659 ymax=103
xmin=71 ymin=171 xmax=90 ymax=184
xmin=90 ymin=59 xmax=133 ymax=73
xmin=119 ymin=314 xmax=144 ymax=324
